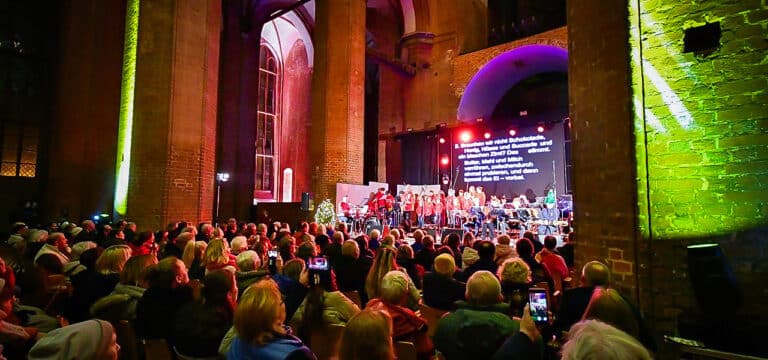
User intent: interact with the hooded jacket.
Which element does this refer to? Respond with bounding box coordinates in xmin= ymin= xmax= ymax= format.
xmin=90 ymin=283 xmax=146 ymax=322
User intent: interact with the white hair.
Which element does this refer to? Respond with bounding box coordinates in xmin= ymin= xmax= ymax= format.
xmin=230 ymin=236 xmax=248 ymax=255
xmin=379 ymin=271 xmax=409 ymax=305
xmin=236 ymin=250 xmax=260 ymax=272
xmin=71 ymin=241 xmax=97 ymax=260
xmin=561 ymin=320 xmax=652 ymax=360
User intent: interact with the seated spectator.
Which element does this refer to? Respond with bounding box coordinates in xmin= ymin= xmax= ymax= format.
xmin=410 ymin=229 xmax=425 ymax=253
xmin=290 ymin=267 xmax=359 ymax=345
xmin=73 ymin=220 xmax=97 ymax=244
xmin=561 ymin=320 xmax=652 ymax=360
xmin=63 ymin=241 xmax=97 ymax=277
xmin=135 ymin=257 xmax=194 ymax=341
xmin=296 ymin=241 xmax=317 ymax=263
xmin=182 ymin=240 xmax=207 ymax=281
xmin=536 ymin=235 xmax=569 ymax=281
xmin=396 ymin=244 xmax=423 ymax=289
xmin=443 ymin=233 xmax=462 ymax=269
xmin=422 ymin=254 xmax=466 ymax=311
xmin=272 ymin=259 xmax=309 ymax=321
xmin=368 ymin=229 xmax=381 ymax=251
xmin=522 ymin=231 xmax=543 ymax=254
xmin=380 ymin=234 xmax=396 ymax=249
xmin=460 ymin=233 xmax=478 ymax=270
xmin=580 ymin=287 xmax=656 ymax=350
xmin=25 ymin=229 xmax=48 ymax=262
xmin=365 ymin=248 xmax=420 ymax=311
xmin=490 ymin=303 xmax=543 ymax=360
xmin=434 ymin=271 xmax=518 ymax=359
xmin=557 ymin=232 xmax=575 ymax=268
xmin=497 ymin=257 xmax=532 ymax=318
xmin=67 ymin=245 xmax=131 ymax=323
xmin=494 ymin=234 xmax=517 ymax=265
xmin=516 ymin=238 xmax=547 ymax=284
xmin=413 ymin=235 xmax=437 ymax=271
xmin=91 ymin=254 xmax=158 ymax=323
xmin=464 ymin=240 xmax=498 ymax=279
xmin=226 ymin=280 xmax=316 ymax=360
xmin=334 ymin=240 xmax=372 ymax=305
xmin=163 ymin=232 xmax=194 ymax=260
xmin=278 ymin=234 xmax=297 ymax=261
xmin=7 ymin=222 xmax=28 ymax=252
xmin=34 ymin=232 xmax=69 ymax=267
xmin=366 ymin=271 xmax=433 ymax=356
xmin=556 ymin=261 xmax=611 ymax=334
xmin=235 ymin=250 xmax=269 ymax=295
xmin=128 ymin=230 xmax=156 ymax=257
xmin=28 ymin=319 xmax=119 ymax=360
xmin=174 ymin=270 xmax=237 ymax=358
xmin=101 ymin=228 xmax=127 ymax=249
xmin=203 ymin=238 xmax=237 ymax=274
xmin=231 ymin=236 xmax=249 ymax=256
xmin=340 ymin=309 xmax=395 ymax=360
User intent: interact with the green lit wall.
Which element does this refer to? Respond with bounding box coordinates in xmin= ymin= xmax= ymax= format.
xmin=630 ymin=0 xmax=768 ymax=239
xmin=114 ymin=0 xmax=139 ymax=216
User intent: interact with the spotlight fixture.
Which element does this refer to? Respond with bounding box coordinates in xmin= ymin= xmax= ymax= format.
xmin=537 ymin=125 xmax=545 ymax=133
xmin=509 ymin=129 xmax=517 ymax=136
xmin=484 ymin=132 xmax=491 ymax=139
xmin=459 ymin=131 xmax=472 ymax=143
xmin=439 ymin=137 xmax=446 ymax=144
xmin=440 ymin=156 xmax=450 ymax=166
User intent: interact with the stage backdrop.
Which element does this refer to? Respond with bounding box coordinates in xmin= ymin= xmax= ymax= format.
xmin=399 ymin=130 xmax=438 ymax=186
xmin=450 ymin=123 xmax=566 ymax=199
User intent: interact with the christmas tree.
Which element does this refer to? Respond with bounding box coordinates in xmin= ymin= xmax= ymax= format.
xmin=315 ymin=199 xmax=335 ymax=225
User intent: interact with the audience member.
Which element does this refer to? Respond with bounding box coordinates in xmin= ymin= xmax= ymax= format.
xmin=203 ymin=238 xmax=237 ymax=274
xmin=339 ymin=309 xmax=395 ymax=360
xmin=365 ymin=247 xmax=420 ymax=311
xmin=536 ymin=235 xmax=569 ymax=281
xmin=396 ymin=244 xmax=423 ymax=289
xmin=182 ymin=240 xmax=208 ymax=280
xmin=460 ymin=232 xmax=478 ymax=270
xmin=443 ymin=233 xmax=462 ymax=269
xmin=230 ymin=235 xmax=249 ymax=255
xmin=34 ymin=232 xmax=69 ymax=267
xmin=163 ymin=232 xmax=194 ymax=260
xmin=497 ymin=257 xmax=532 ymax=318
xmin=366 ymin=271 xmax=433 ymax=356
xmin=560 ymin=320 xmax=652 ymax=360
xmin=235 ymin=250 xmax=269 ymax=295
xmin=226 ymin=280 xmax=316 ymax=360
xmin=28 ymin=319 xmax=119 ymax=360
xmin=556 ymin=260 xmax=611 ymax=334
xmin=422 ymin=254 xmax=466 ymax=311
xmin=558 ymin=232 xmax=575 ymax=268
xmin=490 ymin=304 xmax=543 ymax=360
xmin=413 ymin=234 xmax=437 ymax=271
xmin=272 ymin=258 xmax=309 ymax=321
xmin=368 ymin=229 xmax=381 ymax=251
xmin=516 ymin=238 xmax=547 ymax=284
xmin=434 ymin=271 xmax=518 ymax=359
xmin=135 ymin=257 xmax=194 ymax=342
xmin=174 ymin=270 xmax=237 ymax=358
xmin=522 ymin=231 xmax=543 ymax=254
xmin=290 ymin=267 xmax=359 ymax=345
xmin=91 ymin=254 xmax=157 ymax=323
xmin=494 ymin=234 xmax=517 ymax=265
xmin=67 ymin=245 xmax=130 ymax=322
xmin=464 ymin=240 xmax=498 ymax=280
xmin=334 ymin=240 xmax=371 ymax=305
xmin=411 ymin=229 xmax=425 ymax=253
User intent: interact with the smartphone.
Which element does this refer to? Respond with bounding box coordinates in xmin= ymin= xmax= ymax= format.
xmin=308 ymin=256 xmax=329 ymax=271
xmin=268 ymin=249 xmax=278 ymax=258
xmin=268 ymin=249 xmax=278 ymax=268
xmin=528 ymin=288 xmax=549 ymax=324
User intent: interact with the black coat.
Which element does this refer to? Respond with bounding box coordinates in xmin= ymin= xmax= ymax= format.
xmin=422 ymin=272 xmax=466 ymax=311
xmin=135 ymin=286 xmax=193 ymax=341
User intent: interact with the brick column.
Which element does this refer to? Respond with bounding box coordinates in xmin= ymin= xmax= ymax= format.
xmin=310 ymin=0 xmax=366 ymax=202
xmin=127 ymin=0 xmax=221 ymax=230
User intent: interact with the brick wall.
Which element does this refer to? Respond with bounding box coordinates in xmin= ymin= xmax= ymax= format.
xmin=630 ymin=0 xmax=768 ymax=341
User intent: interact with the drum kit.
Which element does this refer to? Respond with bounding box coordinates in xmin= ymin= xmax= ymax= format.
xmin=338 ymin=204 xmax=382 ymax=234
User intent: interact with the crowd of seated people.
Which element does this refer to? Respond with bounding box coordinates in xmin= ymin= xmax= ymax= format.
xmin=0 ymin=218 xmax=655 ymax=359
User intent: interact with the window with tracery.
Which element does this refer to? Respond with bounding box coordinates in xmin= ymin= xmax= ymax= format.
xmin=255 ymin=44 xmax=278 ymax=199
xmin=0 ymin=121 xmax=37 ymax=178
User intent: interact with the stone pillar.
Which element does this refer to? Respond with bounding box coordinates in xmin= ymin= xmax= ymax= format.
xmin=310 ymin=0 xmax=366 ymax=202
xmin=127 ymin=0 xmax=221 ymax=230
xmin=400 ymin=32 xmax=437 ymax=129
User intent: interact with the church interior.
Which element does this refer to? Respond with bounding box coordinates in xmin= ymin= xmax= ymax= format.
xmin=0 ymin=0 xmax=766 ymax=357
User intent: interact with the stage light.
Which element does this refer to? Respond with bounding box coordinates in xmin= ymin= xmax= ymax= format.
xmin=484 ymin=132 xmax=491 ymax=139
xmin=537 ymin=125 xmax=545 ymax=133
xmin=459 ymin=131 xmax=472 ymax=143
xmin=509 ymin=129 xmax=517 ymax=136
xmin=216 ymin=172 xmax=230 ymax=182
xmin=440 ymin=156 xmax=450 ymax=166
xmin=439 ymin=137 xmax=446 ymax=144
xmin=475 ymin=117 xmax=484 ymax=123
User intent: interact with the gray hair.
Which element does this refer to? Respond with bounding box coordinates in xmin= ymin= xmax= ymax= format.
xmin=561 ymin=320 xmax=651 ymax=360
xmin=379 ymin=271 xmax=409 ymax=305
xmin=497 ymin=257 xmax=531 ymax=284
xmin=236 ymin=250 xmax=261 ymax=272
xmin=230 ymin=236 xmax=248 ymax=255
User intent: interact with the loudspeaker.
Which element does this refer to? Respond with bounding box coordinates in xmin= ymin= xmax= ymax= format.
xmin=300 ymin=192 xmax=312 ymax=211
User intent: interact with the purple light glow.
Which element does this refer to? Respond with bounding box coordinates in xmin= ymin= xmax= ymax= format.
xmin=457 ymin=45 xmax=568 ymax=122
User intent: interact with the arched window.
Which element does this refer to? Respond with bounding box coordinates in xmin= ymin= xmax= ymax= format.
xmin=255 ymin=45 xmax=278 ymax=199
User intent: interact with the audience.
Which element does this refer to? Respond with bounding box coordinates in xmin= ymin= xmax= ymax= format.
xmin=340 ymin=309 xmax=395 ymax=360
xmin=434 ymin=271 xmax=518 ymax=359
xmin=226 ymin=280 xmax=316 ymax=359
xmin=365 ymin=247 xmax=420 ymax=311
xmin=422 ymin=254 xmax=466 ymax=311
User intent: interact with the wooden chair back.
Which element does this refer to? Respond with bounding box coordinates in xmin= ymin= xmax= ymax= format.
xmin=394 ymin=341 xmax=418 ymax=360
xmin=309 ymin=324 xmax=346 ymax=360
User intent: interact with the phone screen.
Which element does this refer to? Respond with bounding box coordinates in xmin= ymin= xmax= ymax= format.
xmin=268 ymin=249 xmax=278 ymax=258
xmin=528 ymin=289 xmax=549 ymax=324
xmin=308 ymin=257 xmax=329 ymax=271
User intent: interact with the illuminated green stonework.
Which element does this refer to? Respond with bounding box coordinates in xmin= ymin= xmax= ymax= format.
xmin=114 ymin=0 xmax=139 ymax=216
xmin=630 ymin=0 xmax=768 ymax=238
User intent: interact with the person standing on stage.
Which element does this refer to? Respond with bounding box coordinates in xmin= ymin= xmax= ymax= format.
xmin=446 ymin=189 xmax=458 ymax=227
xmin=425 ymin=191 xmax=436 ymax=225
xmin=338 ymin=195 xmax=352 ymax=225
xmin=385 ymin=191 xmax=396 ymax=226
xmin=476 ymin=186 xmax=487 ymax=208
xmin=375 ymin=188 xmax=387 ymax=220
xmin=414 ymin=193 xmax=424 ymax=228
xmin=402 ymin=187 xmax=414 ymax=227
xmin=435 ymin=191 xmax=445 ymax=227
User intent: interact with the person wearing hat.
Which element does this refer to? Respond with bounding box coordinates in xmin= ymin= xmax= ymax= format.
xmin=28 ymin=319 xmax=119 ymax=359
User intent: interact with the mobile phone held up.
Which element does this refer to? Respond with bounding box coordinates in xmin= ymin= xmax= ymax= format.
xmin=528 ymin=288 xmax=549 ymax=325
xmin=308 ymin=256 xmax=329 ymax=271
xmin=268 ymin=249 xmax=278 ymax=267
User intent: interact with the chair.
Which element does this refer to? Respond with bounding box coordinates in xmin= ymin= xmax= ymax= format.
xmin=309 ymin=324 xmax=346 ymax=360
xmin=395 ymin=341 xmax=418 ymax=360
xmin=342 ymin=290 xmax=363 ymax=308
xmin=115 ymin=320 xmax=139 ymax=360
xmin=419 ymin=304 xmax=448 ymax=338
xmin=143 ymin=338 xmax=173 ymax=360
